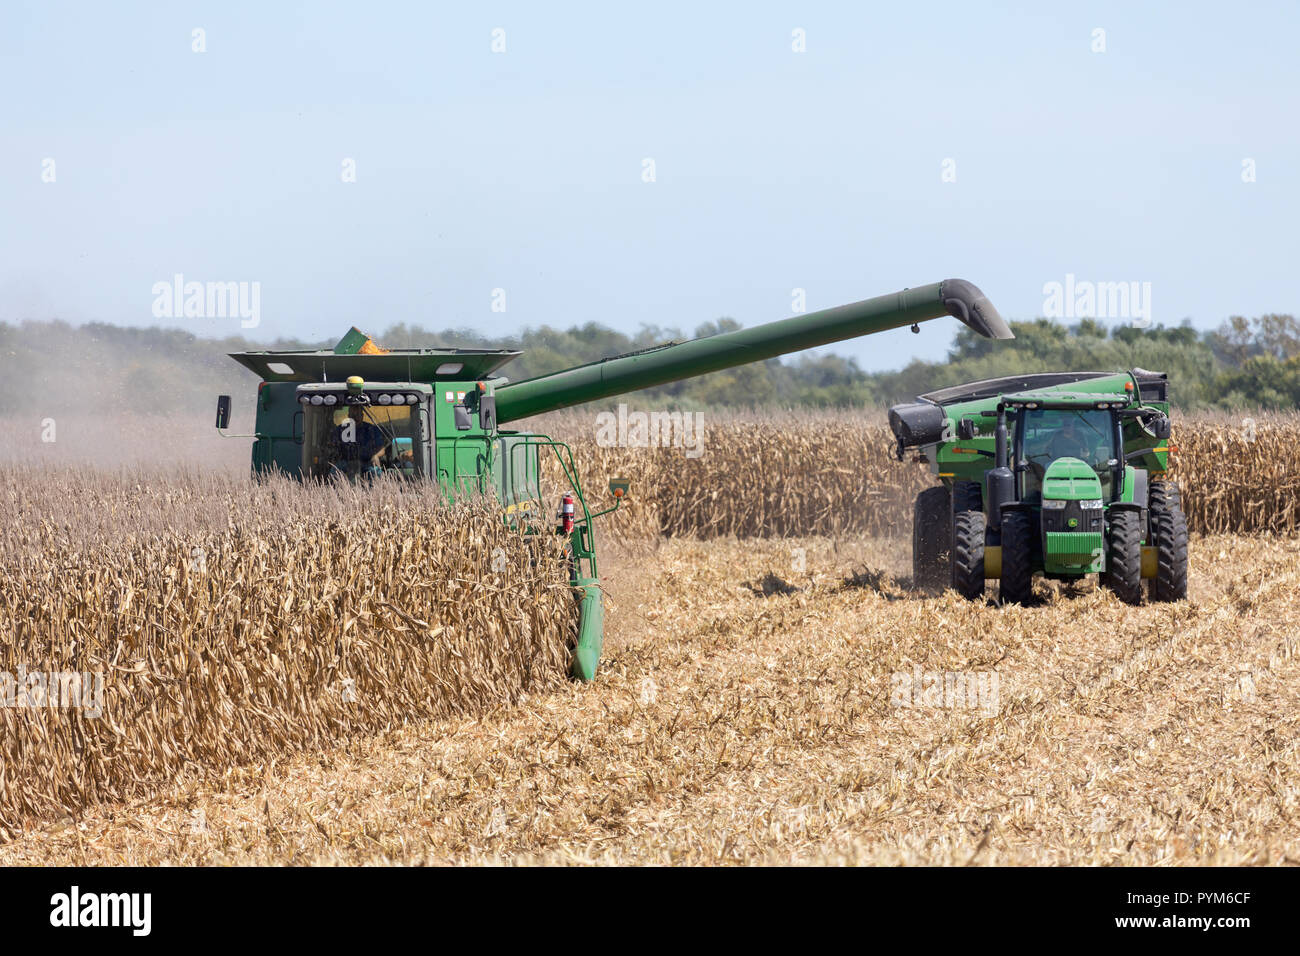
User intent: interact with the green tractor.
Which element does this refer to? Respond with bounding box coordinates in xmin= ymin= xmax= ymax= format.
xmin=216 ymin=279 xmax=1013 ymax=678
xmin=889 ymin=370 xmax=1188 ymax=605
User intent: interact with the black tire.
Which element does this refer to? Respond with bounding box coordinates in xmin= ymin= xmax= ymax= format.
xmin=912 ymin=486 xmax=951 ymax=591
xmin=951 ymin=510 xmax=986 ymax=600
xmin=1148 ymin=484 xmax=1188 ymax=602
xmin=1148 ymin=480 xmax=1181 ymax=512
xmin=1103 ymin=509 xmax=1143 ymax=605
xmin=999 ymin=510 xmax=1035 ymax=605
xmin=952 ymin=479 xmax=983 ymax=515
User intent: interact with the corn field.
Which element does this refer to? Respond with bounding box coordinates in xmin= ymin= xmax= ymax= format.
xmin=0 ymin=468 xmax=574 ymax=837
xmin=0 ymin=408 xmax=1296 ymax=841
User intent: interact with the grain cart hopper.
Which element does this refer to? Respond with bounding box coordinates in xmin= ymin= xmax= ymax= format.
xmin=888 ymin=370 xmax=1187 ymax=605
xmin=217 ymin=279 xmax=1012 ymax=678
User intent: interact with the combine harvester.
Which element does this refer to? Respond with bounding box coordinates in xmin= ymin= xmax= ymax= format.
xmin=888 ymin=370 xmax=1188 ymax=605
xmin=216 ymin=280 xmax=1012 ymax=678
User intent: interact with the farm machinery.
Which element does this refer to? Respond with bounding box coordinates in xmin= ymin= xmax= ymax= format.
xmin=888 ymin=370 xmax=1188 ymax=604
xmin=216 ymin=279 xmax=1013 ymax=678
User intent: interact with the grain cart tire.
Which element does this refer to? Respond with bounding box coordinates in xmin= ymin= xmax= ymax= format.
xmin=952 ymin=480 xmax=983 ymax=515
xmin=1148 ymin=486 xmax=1189 ymax=602
xmin=951 ymin=510 xmax=986 ymax=600
xmin=1148 ymin=480 xmax=1181 ymax=512
xmin=1104 ymin=510 xmax=1144 ymax=605
xmin=912 ymin=485 xmax=952 ymax=591
xmin=999 ymin=510 xmax=1035 ymax=606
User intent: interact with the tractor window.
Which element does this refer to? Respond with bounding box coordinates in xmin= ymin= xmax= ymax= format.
xmin=303 ymin=402 xmax=424 ymax=481
xmin=1018 ymin=408 xmax=1116 ymax=499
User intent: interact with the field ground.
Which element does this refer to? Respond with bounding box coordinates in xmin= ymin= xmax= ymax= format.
xmin=2 ymin=531 xmax=1296 ymax=865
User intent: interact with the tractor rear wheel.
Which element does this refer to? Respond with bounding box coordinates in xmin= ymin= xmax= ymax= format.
xmin=1103 ymin=509 xmax=1144 ymax=605
xmin=1148 ymin=481 xmax=1188 ymax=601
xmin=912 ymin=486 xmax=951 ymax=591
xmin=999 ymin=510 xmax=1035 ymax=605
xmin=951 ymin=509 xmax=986 ymax=600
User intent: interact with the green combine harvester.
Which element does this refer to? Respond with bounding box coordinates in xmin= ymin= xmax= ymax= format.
xmin=888 ymin=370 xmax=1188 ymax=605
xmin=216 ymin=279 xmax=1013 ymax=678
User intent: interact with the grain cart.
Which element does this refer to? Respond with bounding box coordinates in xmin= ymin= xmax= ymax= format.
xmin=888 ymin=370 xmax=1187 ymax=605
xmin=216 ymin=279 xmax=1012 ymax=678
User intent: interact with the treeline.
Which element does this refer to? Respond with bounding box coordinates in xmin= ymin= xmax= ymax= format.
xmin=1 ymin=312 xmax=1297 ymax=416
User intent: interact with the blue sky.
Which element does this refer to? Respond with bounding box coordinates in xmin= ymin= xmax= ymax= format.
xmin=1 ymin=0 xmax=1296 ymax=371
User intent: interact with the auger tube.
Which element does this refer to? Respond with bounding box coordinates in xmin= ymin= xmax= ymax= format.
xmin=494 ymin=279 xmax=1011 ymax=423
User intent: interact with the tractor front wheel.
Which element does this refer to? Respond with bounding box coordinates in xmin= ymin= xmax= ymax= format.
xmin=1103 ymin=510 xmax=1144 ymax=605
xmin=999 ymin=511 xmax=1035 ymax=605
xmin=912 ymin=485 xmax=951 ymax=591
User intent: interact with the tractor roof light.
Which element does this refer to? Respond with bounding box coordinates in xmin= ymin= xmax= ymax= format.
xmin=310 ymin=395 xmax=324 ymax=405
xmin=323 ymin=394 xmax=338 ymax=405
xmin=378 ymin=393 xmax=392 ymax=405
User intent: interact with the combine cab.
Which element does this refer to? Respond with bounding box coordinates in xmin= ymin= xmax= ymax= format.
xmin=889 ymin=370 xmax=1188 ymax=605
xmin=216 ymin=279 xmax=1014 ymax=678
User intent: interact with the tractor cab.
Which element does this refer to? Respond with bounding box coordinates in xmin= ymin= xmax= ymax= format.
xmin=1007 ymin=393 xmax=1128 ymax=506
xmin=1017 ymin=407 xmax=1115 ymax=496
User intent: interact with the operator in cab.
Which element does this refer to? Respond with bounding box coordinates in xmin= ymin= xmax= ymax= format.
xmin=327 ymin=406 xmax=390 ymax=476
xmin=1048 ymin=415 xmax=1091 ymax=461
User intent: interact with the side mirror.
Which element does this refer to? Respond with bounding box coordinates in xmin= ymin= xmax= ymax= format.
xmin=1151 ymin=414 xmax=1172 ymax=441
xmin=215 ymin=395 xmax=231 ymax=430
xmin=609 ymin=478 xmax=630 ymax=499
xmin=478 ymin=394 xmax=497 ymax=432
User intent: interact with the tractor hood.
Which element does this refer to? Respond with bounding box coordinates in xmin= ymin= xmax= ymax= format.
xmin=1042 ymin=458 xmax=1103 ymax=500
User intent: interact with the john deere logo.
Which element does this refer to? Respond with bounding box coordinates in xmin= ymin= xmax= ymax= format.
xmin=1067 ymin=517 xmax=1079 ymax=528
